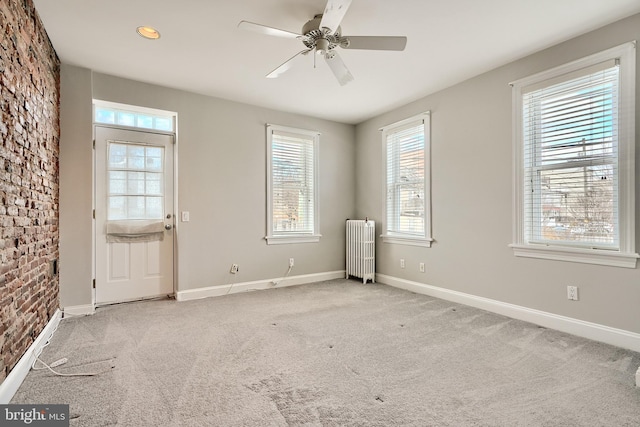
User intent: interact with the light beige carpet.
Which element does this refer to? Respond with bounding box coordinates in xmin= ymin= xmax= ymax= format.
xmin=11 ymin=279 xmax=640 ymax=426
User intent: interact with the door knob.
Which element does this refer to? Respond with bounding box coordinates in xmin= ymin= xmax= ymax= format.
xmin=164 ymin=224 xmax=172 ymax=230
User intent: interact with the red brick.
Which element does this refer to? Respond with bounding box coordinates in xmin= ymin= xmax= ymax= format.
xmin=0 ymin=0 xmax=59 ymax=380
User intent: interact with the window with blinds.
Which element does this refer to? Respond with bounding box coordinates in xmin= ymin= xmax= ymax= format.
xmin=382 ymin=112 xmax=432 ymax=246
xmin=523 ymin=61 xmax=619 ymax=249
xmin=266 ymin=124 xmax=320 ymax=244
xmin=511 ymin=42 xmax=637 ymax=268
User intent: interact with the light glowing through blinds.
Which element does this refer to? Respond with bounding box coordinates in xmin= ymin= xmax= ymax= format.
xmin=386 ymin=122 xmax=425 ymax=236
xmin=271 ymin=130 xmax=315 ymax=234
xmin=523 ymin=61 xmax=619 ymax=248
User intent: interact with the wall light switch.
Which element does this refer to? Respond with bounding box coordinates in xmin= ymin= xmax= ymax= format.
xmin=181 ymin=211 xmax=190 ymax=222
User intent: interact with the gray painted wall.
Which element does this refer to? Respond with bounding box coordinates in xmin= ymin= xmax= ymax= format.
xmin=355 ymin=14 xmax=640 ymax=334
xmin=60 ymin=13 xmax=640 ymax=337
xmin=59 ymin=64 xmax=93 ymax=307
xmin=59 ymin=68 xmax=356 ymax=306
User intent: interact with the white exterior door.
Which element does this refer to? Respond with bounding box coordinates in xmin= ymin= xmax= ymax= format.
xmin=95 ymin=126 xmax=174 ymax=304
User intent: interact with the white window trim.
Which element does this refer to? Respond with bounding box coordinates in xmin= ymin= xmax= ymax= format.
xmin=265 ymin=124 xmax=321 ymax=245
xmin=510 ymin=42 xmax=638 ymax=268
xmin=380 ymin=112 xmax=433 ymax=247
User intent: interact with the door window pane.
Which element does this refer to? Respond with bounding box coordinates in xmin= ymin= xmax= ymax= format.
xmin=95 ymin=108 xmax=115 ymax=124
xmin=107 ymin=142 xmax=165 ymax=220
xmin=137 ymin=115 xmax=153 ymax=129
xmin=117 ymin=112 xmax=135 ymax=127
xmin=154 ymin=117 xmax=173 ymax=131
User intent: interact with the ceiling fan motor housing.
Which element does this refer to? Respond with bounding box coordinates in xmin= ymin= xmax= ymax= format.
xmin=301 ymin=14 xmax=348 ymax=54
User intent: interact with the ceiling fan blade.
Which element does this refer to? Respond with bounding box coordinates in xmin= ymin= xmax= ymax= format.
xmin=342 ymin=36 xmax=407 ymax=51
xmin=266 ymin=49 xmax=313 ymax=78
xmin=319 ymin=0 xmax=353 ymax=33
xmin=325 ymin=51 xmax=354 ymax=86
xmin=238 ymin=21 xmax=301 ymax=39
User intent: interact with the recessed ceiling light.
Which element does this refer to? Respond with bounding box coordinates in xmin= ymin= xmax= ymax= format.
xmin=136 ymin=26 xmax=160 ymax=40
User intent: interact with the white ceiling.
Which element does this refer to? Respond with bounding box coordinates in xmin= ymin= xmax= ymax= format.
xmin=33 ymin=0 xmax=640 ymax=125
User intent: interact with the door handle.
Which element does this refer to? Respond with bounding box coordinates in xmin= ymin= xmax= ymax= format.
xmin=164 ymin=224 xmax=172 ymax=230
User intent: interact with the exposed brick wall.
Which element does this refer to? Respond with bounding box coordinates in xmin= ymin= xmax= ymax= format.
xmin=0 ymin=0 xmax=60 ymax=381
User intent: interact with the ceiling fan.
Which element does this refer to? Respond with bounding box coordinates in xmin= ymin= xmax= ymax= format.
xmin=238 ymin=0 xmax=407 ymax=86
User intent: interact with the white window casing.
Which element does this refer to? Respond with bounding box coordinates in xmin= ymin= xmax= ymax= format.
xmin=381 ymin=112 xmax=432 ymax=247
xmin=510 ymin=42 xmax=638 ymax=268
xmin=266 ymin=124 xmax=321 ymax=245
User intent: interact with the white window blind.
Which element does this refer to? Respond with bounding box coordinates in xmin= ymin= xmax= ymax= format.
xmin=382 ymin=112 xmax=432 ymax=246
xmin=511 ymin=42 xmax=637 ymax=268
xmin=266 ymin=125 xmax=319 ymax=244
xmin=523 ymin=61 xmax=619 ymax=249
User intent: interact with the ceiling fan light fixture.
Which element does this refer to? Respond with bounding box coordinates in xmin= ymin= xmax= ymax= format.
xmin=136 ymin=26 xmax=161 ymax=40
xmin=316 ymin=38 xmax=329 ymax=55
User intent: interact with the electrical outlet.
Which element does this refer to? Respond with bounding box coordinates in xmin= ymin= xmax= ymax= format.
xmin=230 ymin=263 xmax=239 ymax=274
xmin=400 ymin=259 xmax=405 ymax=269
xmin=567 ymin=285 xmax=578 ymax=301
xmin=289 ymin=258 xmax=294 ymax=268
xmin=419 ymin=262 xmax=425 ymax=273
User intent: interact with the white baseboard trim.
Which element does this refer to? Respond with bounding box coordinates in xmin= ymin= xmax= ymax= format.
xmin=62 ymin=304 xmax=95 ymax=317
xmin=176 ymin=270 xmax=345 ymax=302
xmin=377 ymin=274 xmax=640 ymax=353
xmin=0 ymin=309 xmax=62 ymax=404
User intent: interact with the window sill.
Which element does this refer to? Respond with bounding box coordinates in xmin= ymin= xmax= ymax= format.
xmin=509 ymin=243 xmax=639 ymax=268
xmin=381 ymin=234 xmax=433 ymax=248
xmin=265 ymin=234 xmax=321 ymax=245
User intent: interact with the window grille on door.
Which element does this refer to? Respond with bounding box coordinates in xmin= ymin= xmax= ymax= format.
xmin=107 ymin=142 xmax=164 ymax=220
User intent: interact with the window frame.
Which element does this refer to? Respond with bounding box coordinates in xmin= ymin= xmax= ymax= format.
xmin=106 ymin=141 xmax=165 ymax=221
xmin=381 ymin=112 xmax=433 ymax=247
xmin=266 ymin=124 xmax=321 ymax=245
xmin=93 ymin=100 xmax=176 ymax=133
xmin=510 ymin=42 xmax=637 ymax=268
